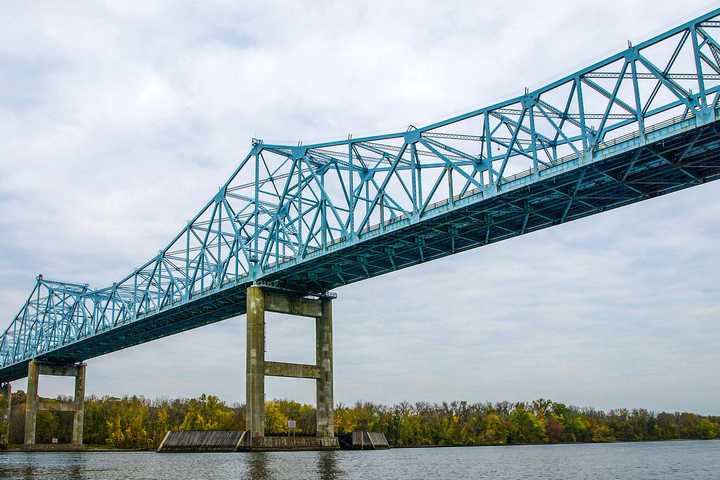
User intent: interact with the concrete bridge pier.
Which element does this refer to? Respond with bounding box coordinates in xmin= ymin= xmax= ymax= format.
xmin=1 ymin=382 xmax=10 ymax=446
xmin=246 ymin=285 xmax=336 ymax=448
xmin=24 ymin=360 xmax=86 ymax=448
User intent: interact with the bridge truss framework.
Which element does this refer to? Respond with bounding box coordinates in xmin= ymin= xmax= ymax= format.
xmin=2 ymin=7 xmax=720 ymax=446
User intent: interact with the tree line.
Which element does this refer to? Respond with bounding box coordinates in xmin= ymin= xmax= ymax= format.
xmin=1 ymin=392 xmax=718 ymax=448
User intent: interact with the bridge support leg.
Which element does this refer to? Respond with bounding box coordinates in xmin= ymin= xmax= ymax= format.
xmin=2 ymin=382 xmax=10 ymax=446
xmin=245 ymin=285 xmax=336 ymax=447
xmin=24 ymin=360 xmax=39 ymax=446
xmin=316 ymin=298 xmax=334 ymax=438
xmin=23 ymin=360 xmax=86 ymax=448
xmin=72 ymin=364 xmax=86 ymax=446
xmin=246 ymin=285 xmax=266 ymax=443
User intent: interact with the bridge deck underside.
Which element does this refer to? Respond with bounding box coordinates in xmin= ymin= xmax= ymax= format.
xmin=2 ymin=121 xmax=719 ymax=382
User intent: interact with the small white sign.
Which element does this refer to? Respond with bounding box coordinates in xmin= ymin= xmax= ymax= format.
xmin=287 ymin=419 xmax=297 ymax=429
xmin=51 ymin=438 xmax=58 ymax=444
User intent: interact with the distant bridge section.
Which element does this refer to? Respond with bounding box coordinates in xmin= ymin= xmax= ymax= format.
xmin=3 ymin=9 xmax=720 ymax=383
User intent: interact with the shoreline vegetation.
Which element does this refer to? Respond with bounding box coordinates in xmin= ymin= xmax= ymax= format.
xmin=1 ymin=393 xmax=718 ymax=450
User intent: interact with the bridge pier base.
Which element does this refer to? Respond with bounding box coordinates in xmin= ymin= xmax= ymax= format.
xmin=246 ymin=285 xmax=336 ymax=449
xmin=24 ymin=360 xmax=86 ymax=448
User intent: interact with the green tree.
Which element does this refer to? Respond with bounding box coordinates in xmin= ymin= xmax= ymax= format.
xmin=508 ymin=404 xmax=546 ymax=444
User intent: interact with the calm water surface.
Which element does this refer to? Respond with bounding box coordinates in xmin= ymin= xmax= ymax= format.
xmin=0 ymin=440 xmax=718 ymax=480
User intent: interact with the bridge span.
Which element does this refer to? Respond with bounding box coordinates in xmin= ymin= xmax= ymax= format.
xmin=2 ymin=8 xmax=720 ymax=448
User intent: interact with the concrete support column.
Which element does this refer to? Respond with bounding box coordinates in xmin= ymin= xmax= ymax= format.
xmin=316 ymin=298 xmax=334 ymax=438
xmin=2 ymin=382 xmax=10 ymax=446
xmin=72 ymin=364 xmax=86 ymax=446
xmin=246 ymin=286 xmax=266 ymax=442
xmin=24 ymin=360 xmax=39 ymax=446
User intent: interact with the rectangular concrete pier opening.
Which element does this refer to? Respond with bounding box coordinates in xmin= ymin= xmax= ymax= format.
xmin=246 ymin=285 xmax=338 ymax=450
xmin=23 ymin=360 xmax=86 ymax=449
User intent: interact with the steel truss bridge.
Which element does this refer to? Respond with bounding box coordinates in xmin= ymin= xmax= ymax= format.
xmin=3 ymin=9 xmax=720 ymax=382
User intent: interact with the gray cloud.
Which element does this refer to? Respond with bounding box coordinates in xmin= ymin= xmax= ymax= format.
xmin=1 ymin=0 xmax=719 ymax=414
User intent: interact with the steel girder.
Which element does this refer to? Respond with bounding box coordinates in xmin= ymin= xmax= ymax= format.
xmin=3 ymin=9 xmax=720 ymax=380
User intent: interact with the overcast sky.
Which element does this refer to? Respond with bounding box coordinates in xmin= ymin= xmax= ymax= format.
xmin=1 ymin=0 xmax=719 ymax=415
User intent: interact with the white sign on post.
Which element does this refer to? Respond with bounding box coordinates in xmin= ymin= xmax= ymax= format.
xmin=287 ymin=419 xmax=297 ymax=429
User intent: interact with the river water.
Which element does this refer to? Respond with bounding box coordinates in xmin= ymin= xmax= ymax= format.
xmin=0 ymin=440 xmax=718 ymax=479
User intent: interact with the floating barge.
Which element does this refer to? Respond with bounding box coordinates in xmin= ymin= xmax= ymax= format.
xmin=157 ymin=430 xmax=388 ymax=452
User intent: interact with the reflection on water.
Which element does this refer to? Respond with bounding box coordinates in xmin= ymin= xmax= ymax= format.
xmin=246 ymin=451 xmax=344 ymax=480
xmin=0 ymin=440 xmax=718 ymax=480
xmin=20 ymin=464 xmax=34 ymax=480
xmin=248 ymin=452 xmax=271 ymax=480
xmin=65 ymin=464 xmax=81 ymax=480
xmin=317 ymin=452 xmax=343 ymax=480
xmin=5 ymin=454 xmax=86 ymax=480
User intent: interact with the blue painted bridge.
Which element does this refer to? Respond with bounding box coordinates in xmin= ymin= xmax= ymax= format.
xmin=3 ymin=9 xmax=720 ymax=382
